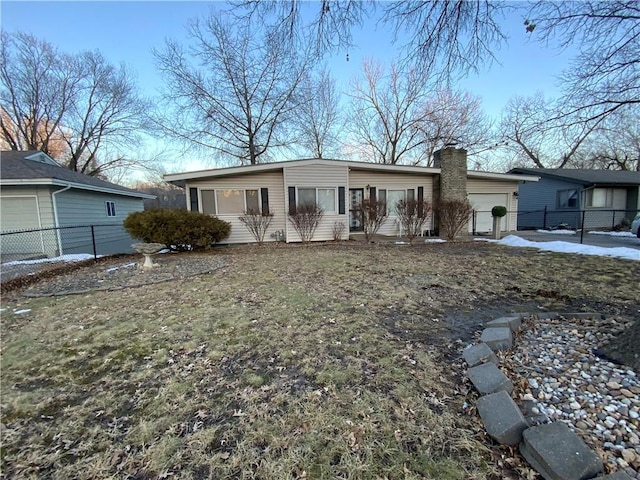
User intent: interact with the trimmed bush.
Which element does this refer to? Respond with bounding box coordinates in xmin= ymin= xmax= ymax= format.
xmin=395 ymin=199 xmax=433 ymax=244
xmin=124 ymin=209 xmax=231 ymax=250
xmin=436 ymin=199 xmax=473 ymax=241
xmin=491 ymin=205 xmax=508 ymax=218
xmin=357 ymin=199 xmax=388 ymax=242
xmin=288 ymin=203 xmax=323 ymax=243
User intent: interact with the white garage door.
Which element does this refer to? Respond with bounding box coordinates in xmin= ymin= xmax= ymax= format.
xmin=0 ymin=196 xmax=44 ymax=256
xmin=468 ymin=193 xmax=509 ymax=233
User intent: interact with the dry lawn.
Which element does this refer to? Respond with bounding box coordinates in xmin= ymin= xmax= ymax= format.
xmin=1 ymin=242 xmax=639 ymax=479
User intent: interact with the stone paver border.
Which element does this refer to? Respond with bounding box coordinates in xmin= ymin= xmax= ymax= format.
xmin=463 ymin=312 xmax=635 ymax=480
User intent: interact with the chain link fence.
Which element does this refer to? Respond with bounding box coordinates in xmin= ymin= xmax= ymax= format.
xmin=471 ymin=208 xmax=638 ymax=243
xmin=0 ymin=224 xmax=137 ymax=264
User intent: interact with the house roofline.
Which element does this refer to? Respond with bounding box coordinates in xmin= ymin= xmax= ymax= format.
xmin=0 ymin=178 xmax=156 ymax=199
xmin=164 ymin=158 xmax=539 ymax=184
xmin=509 ymin=168 xmax=640 ymax=187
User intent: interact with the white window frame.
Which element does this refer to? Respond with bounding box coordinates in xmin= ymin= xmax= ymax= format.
xmin=105 ymin=201 xmax=116 ymax=217
xmin=199 ymin=188 xmax=260 ymax=215
xmin=378 ymin=188 xmax=415 ymax=216
xmin=296 ymin=187 xmax=337 ymax=213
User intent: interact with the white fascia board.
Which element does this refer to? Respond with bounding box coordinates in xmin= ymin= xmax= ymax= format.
xmin=0 ymin=178 xmax=156 ymax=199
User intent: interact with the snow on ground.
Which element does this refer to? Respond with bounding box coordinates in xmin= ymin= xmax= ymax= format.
xmin=2 ymin=253 xmax=98 ymax=266
xmin=106 ymin=262 xmax=137 ymax=273
xmin=424 ymin=238 xmax=446 ymax=243
xmin=589 ymin=231 xmax=636 ymax=238
xmin=536 ymin=229 xmax=577 ymax=235
xmin=481 ymin=235 xmax=640 ymax=261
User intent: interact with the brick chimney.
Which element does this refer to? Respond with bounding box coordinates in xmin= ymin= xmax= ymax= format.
xmin=433 ymin=146 xmax=468 ymax=202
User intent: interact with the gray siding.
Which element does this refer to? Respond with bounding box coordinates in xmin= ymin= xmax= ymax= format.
xmin=54 ymin=189 xmax=144 ymax=255
xmin=517 ymin=177 xmax=583 ymax=229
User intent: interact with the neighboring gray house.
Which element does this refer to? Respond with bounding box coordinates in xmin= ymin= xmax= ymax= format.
xmin=509 ymin=168 xmax=640 ymax=230
xmin=0 ymin=150 xmax=154 ymax=260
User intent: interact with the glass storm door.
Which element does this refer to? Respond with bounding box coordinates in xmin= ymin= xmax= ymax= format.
xmin=349 ymin=188 xmax=364 ymax=232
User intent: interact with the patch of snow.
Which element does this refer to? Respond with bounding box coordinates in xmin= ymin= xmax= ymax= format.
xmin=589 ymin=231 xmax=636 ymax=238
xmin=13 ymin=309 xmax=31 ymax=315
xmin=2 ymin=254 xmax=98 ymax=266
xmin=424 ymin=239 xmax=446 ymax=243
xmin=481 ymin=235 xmax=640 ymax=261
xmin=536 ymin=229 xmax=577 ymax=235
xmin=105 ymin=262 xmax=137 ymax=273
xmin=394 ymin=241 xmax=409 ymax=245
xmin=0 ymin=308 xmax=6 ymax=312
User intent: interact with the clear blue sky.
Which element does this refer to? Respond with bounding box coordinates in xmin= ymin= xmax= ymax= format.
xmin=1 ymin=1 xmax=575 ymax=171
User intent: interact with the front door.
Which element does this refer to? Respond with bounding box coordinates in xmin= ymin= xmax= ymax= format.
xmin=349 ymin=188 xmax=364 ymax=232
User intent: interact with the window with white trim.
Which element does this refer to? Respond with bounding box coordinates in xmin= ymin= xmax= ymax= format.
xmin=105 ymin=201 xmax=116 ymax=217
xmin=298 ymin=187 xmax=336 ymax=213
xmin=378 ymin=189 xmax=415 ymax=215
xmin=200 ymin=189 xmax=260 ymax=215
xmin=585 ymin=188 xmax=613 ymax=208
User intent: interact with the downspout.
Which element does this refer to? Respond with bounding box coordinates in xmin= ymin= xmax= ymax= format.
xmin=51 ymin=185 xmax=72 ymax=256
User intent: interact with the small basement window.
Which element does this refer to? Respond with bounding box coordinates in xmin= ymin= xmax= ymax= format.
xmin=105 ymin=201 xmax=116 ymax=217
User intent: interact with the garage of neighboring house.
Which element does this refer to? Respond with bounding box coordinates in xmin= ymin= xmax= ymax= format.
xmin=1 ymin=150 xmax=154 ymax=261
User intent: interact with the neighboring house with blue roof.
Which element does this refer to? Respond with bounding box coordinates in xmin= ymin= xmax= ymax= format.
xmin=508 ymin=167 xmax=640 ymax=230
xmin=0 ymin=150 xmax=154 ymax=259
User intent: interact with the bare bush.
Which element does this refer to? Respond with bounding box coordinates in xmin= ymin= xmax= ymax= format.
xmin=288 ymin=203 xmax=323 ymax=243
xmin=357 ymin=199 xmax=388 ymax=242
xmin=395 ymin=199 xmax=433 ymax=244
xmin=239 ymin=209 xmax=274 ymax=245
xmin=436 ymin=199 xmax=472 ymax=241
xmin=332 ymin=221 xmax=346 ymax=241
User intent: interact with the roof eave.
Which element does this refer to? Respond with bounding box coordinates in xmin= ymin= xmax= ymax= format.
xmin=0 ymin=178 xmax=156 ymax=199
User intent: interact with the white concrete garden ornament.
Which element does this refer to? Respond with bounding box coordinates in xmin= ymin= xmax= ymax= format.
xmin=131 ymin=243 xmax=166 ymax=268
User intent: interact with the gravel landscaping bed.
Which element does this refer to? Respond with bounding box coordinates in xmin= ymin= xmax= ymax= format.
xmin=506 ymin=314 xmax=640 ymax=478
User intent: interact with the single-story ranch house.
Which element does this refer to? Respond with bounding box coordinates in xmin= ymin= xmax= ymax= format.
xmin=508 ymin=167 xmax=640 ymax=230
xmin=1 ymin=150 xmax=154 ymax=259
xmin=165 ymin=147 xmax=539 ymax=244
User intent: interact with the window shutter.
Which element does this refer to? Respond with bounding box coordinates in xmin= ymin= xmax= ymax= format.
xmin=338 ymin=187 xmax=345 ymax=214
xmin=369 ymin=186 xmax=376 ymax=202
xmin=417 ymin=186 xmax=424 ymax=217
xmin=288 ymin=186 xmax=296 ymax=214
xmin=261 ymin=188 xmax=270 ymax=215
xmin=189 ymin=188 xmax=199 ymax=212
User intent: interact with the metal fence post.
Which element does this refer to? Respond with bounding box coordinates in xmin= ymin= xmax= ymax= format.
xmin=543 ymin=206 xmax=547 ymax=229
xmin=91 ymin=225 xmax=97 ymax=260
xmin=580 ymin=210 xmax=586 ymax=244
xmin=472 ymin=210 xmax=477 ymax=235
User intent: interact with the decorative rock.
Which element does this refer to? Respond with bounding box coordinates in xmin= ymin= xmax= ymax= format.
xmin=594 ymin=473 xmax=634 ymax=480
xmin=476 ymin=391 xmax=529 ymax=446
xmin=487 ymin=316 xmax=523 ymax=332
xmin=463 ymin=343 xmax=499 ymax=367
xmin=519 ymin=422 xmax=604 ymax=480
xmin=480 ymin=327 xmax=513 ymax=351
xmin=560 ymin=312 xmax=605 ymax=320
xmin=467 ymin=363 xmax=513 ymax=395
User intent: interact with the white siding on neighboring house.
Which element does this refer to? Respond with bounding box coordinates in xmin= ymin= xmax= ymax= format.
xmin=284 ymin=163 xmax=349 ymax=242
xmin=467 ymin=178 xmax=519 ymax=232
xmin=188 ymin=171 xmax=286 ymax=244
xmin=349 ymin=170 xmax=434 ymax=236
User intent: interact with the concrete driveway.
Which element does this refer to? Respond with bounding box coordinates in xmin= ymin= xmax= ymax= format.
xmin=511 ymin=230 xmax=640 ymax=250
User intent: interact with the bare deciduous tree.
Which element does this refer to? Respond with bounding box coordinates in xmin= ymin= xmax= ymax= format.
xmin=348 ymin=60 xmax=431 ymax=164
xmin=239 ymin=209 xmax=275 ymax=245
xmin=498 ymin=92 xmax=604 ymax=169
xmin=288 ymin=203 xmax=324 ymax=243
xmin=295 ymin=68 xmax=341 ymax=159
xmin=154 ymin=14 xmax=307 ymax=165
xmin=436 ymin=199 xmax=473 ymax=241
xmin=419 ymin=89 xmax=491 ymax=166
xmin=231 ymin=1 xmax=506 ymax=78
xmin=1 ymin=32 xmax=151 ymax=177
xmin=526 ymin=1 xmax=640 ymax=123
